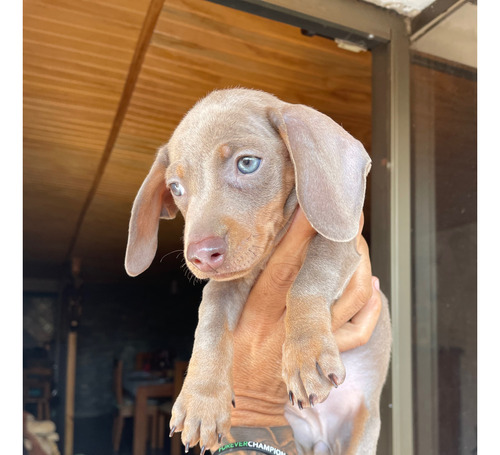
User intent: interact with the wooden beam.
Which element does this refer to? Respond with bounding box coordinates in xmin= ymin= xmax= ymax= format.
xmin=65 ymin=0 xmax=165 ymax=261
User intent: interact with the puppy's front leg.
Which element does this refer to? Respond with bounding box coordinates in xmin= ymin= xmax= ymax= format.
xmin=170 ymin=278 xmax=252 ymax=452
xmin=282 ymin=235 xmax=360 ymax=408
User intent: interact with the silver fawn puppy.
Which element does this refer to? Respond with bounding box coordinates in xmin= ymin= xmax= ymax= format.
xmin=125 ymin=88 xmax=391 ymax=455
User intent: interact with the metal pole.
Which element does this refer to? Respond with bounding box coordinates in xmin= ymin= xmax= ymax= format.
xmin=388 ymin=23 xmax=414 ymax=455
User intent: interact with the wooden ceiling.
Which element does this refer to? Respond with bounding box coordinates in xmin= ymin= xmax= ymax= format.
xmin=23 ymin=0 xmax=372 ymax=282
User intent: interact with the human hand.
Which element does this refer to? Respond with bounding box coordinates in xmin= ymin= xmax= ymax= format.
xmin=230 ymin=208 xmax=382 ymax=427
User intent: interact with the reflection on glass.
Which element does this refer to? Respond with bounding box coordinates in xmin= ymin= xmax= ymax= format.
xmin=411 ymin=52 xmax=477 ymax=455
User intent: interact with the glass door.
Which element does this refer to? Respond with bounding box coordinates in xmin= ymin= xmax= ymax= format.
xmin=410 ymin=3 xmax=477 ymax=454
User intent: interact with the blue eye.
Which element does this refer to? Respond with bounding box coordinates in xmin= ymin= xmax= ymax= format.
xmin=169 ymin=182 xmax=184 ymax=196
xmin=237 ymin=156 xmax=261 ymax=174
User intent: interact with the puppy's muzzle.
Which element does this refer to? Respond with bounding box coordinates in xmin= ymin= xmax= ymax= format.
xmin=187 ymin=237 xmax=227 ymax=272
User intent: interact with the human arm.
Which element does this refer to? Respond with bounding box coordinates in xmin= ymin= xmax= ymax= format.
xmin=229 ymin=208 xmax=382 ymax=429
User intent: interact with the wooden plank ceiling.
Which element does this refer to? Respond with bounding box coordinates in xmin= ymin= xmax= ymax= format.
xmin=24 ymin=0 xmax=372 ymax=282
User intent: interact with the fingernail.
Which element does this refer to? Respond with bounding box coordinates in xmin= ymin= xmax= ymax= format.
xmin=289 ymin=391 xmax=295 ymax=406
xmin=169 ymin=426 xmax=176 ymax=437
xmin=373 ymin=277 xmax=380 ymax=291
xmin=218 ymin=433 xmax=223 ymax=444
xmin=309 ymin=394 xmax=317 ymax=407
xmin=185 ymin=442 xmax=190 ymax=453
xmin=297 ymin=400 xmax=303 ymax=410
xmin=201 ymin=446 xmax=206 ymax=455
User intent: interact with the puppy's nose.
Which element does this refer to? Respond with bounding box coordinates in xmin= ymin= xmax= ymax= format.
xmin=186 ymin=237 xmax=227 ymax=272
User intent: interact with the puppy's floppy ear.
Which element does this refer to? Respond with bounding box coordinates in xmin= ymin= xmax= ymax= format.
xmin=125 ymin=149 xmax=178 ymax=277
xmin=269 ymin=104 xmax=371 ymax=242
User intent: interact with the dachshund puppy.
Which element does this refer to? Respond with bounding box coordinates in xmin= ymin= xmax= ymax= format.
xmin=125 ymin=89 xmax=391 ymax=454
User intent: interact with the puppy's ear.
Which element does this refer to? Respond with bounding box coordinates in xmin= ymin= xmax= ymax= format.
xmin=269 ymin=105 xmax=371 ymax=242
xmin=125 ymin=149 xmax=178 ymax=276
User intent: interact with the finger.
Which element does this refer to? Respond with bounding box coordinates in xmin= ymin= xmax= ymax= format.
xmin=262 ymin=208 xmax=315 ymax=292
xmin=266 ymin=208 xmax=316 ymax=272
xmin=330 ymin=236 xmax=373 ymax=332
xmin=244 ymin=208 xmax=315 ymax=317
xmin=336 ymin=277 xmax=382 ymax=352
xmin=357 ymin=212 xmax=365 ymax=249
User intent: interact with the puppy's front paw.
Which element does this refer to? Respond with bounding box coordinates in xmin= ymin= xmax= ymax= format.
xmin=282 ymin=331 xmax=345 ymax=409
xmin=170 ymin=380 xmax=232 ymax=453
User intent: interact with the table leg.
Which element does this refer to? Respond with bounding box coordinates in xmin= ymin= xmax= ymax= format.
xmin=133 ymin=387 xmax=148 ymax=455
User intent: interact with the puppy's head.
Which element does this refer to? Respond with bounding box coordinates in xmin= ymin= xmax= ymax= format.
xmin=125 ymin=89 xmax=371 ymax=280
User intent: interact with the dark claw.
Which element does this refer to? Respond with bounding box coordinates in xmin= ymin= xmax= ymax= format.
xmin=309 ymin=394 xmax=317 ymax=407
xmin=232 ymin=398 xmax=236 ymax=408
xmin=297 ymin=400 xmax=303 ymax=410
xmin=218 ymin=433 xmax=223 ymax=444
xmin=288 ymin=391 xmax=295 ymax=406
xmin=201 ymin=446 xmax=206 ymax=455
xmin=328 ymin=373 xmax=339 ymax=388
xmin=169 ymin=426 xmax=176 ymax=437
xmin=185 ymin=442 xmax=190 ymax=453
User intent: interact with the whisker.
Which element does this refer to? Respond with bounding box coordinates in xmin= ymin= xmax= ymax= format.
xmin=179 ymin=261 xmax=204 ymax=286
xmin=184 ymin=267 xmax=195 ymax=284
xmin=160 ymin=249 xmax=184 ymax=262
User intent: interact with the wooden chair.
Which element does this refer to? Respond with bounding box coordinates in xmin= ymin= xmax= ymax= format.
xmin=158 ymin=360 xmax=190 ymax=455
xmin=23 ymin=367 xmax=52 ymax=420
xmin=111 ymin=359 xmax=160 ymax=452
